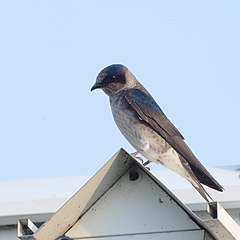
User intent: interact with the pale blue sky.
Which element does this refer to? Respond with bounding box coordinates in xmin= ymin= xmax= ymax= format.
xmin=0 ymin=1 xmax=239 ymax=180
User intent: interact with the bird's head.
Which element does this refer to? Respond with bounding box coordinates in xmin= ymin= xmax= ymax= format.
xmin=91 ymin=64 xmax=138 ymax=96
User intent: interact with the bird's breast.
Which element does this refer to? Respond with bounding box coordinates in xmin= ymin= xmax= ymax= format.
xmin=110 ymin=94 xmax=143 ymax=150
xmin=110 ymin=94 xmax=176 ymax=157
xmin=110 ymin=94 xmax=167 ymax=155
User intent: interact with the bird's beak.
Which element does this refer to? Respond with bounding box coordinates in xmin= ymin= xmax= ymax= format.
xmin=90 ymin=83 xmax=101 ymax=91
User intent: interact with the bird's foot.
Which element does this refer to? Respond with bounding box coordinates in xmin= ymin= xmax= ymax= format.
xmin=131 ymin=152 xmax=151 ymax=170
xmin=131 ymin=151 xmax=144 ymax=164
xmin=143 ymin=160 xmax=151 ymax=170
xmin=143 ymin=160 xmax=150 ymax=166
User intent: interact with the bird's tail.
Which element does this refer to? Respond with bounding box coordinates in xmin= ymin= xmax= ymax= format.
xmin=181 ymin=157 xmax=214 ymax=202
xmin=191 ymin=182 xmax=213 ymax=203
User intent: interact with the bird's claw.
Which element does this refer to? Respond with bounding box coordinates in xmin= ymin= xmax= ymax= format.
xmin=143 ymin=160 xmax=150 ymax=166
xmin=131 ymin=153 xmax=151 ymax=170
xmin=131 ymin=151 xmax=144 ymax=164
xmin=131 ymin=155 xmax=144 ymax=164
xmin=143 ymin=160 xmax=150 ymax=171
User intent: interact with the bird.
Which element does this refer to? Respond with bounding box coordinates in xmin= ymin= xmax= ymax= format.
xmin=91 ymin=64 xmax=223 ymax=202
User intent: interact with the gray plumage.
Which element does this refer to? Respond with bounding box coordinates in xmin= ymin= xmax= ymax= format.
xmin=91 ymin=64 xmax=223 ymax=202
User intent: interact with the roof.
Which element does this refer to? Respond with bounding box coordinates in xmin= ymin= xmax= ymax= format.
xmin=1 ymin=151 xmax=240 ymax=229
xmin=16 ymin=148 xmax=240 ymax=240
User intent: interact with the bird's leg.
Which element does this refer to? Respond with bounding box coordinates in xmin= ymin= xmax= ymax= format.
xmin=142 ymin=160 xmax=151 ymax=171
xmin=143 ymin=160 xmax=150 ymax=166
xmin=131 ymin=143 xmax=151 ymax=170
xmin=131 ymin=150 xmax=144 ymax=163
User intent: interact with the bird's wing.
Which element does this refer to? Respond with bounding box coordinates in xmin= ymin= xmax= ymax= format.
xmin=124 ymin=88 xmax=223 ymax=191
xmin=124 ymin=88 xmax=185 ymax=139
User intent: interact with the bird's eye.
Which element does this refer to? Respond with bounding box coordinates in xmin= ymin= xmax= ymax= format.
xmin=112 ymin=75 xmax=116 ymax=79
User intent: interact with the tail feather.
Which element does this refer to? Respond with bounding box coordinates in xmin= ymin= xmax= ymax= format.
xmin=181 ymin=157 xmax=215 ymax=202
xmin=191 ymin=182 xmax=213 ymax=202
xmin=191 ymin=165 xmax=224 ymax=192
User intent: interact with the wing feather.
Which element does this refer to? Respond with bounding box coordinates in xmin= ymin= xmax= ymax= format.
xmin=124 ymin=88 xmax=223 ymax=191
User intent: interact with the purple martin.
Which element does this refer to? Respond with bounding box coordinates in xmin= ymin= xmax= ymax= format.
xmin=91 ymin=64 xmax=223 ymax=202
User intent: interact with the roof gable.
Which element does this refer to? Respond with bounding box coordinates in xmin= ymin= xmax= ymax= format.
xmin=18 ymin=148 xmax=240 ymax=240
xmin=66 ymin=164 xmax=202 ymax=238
